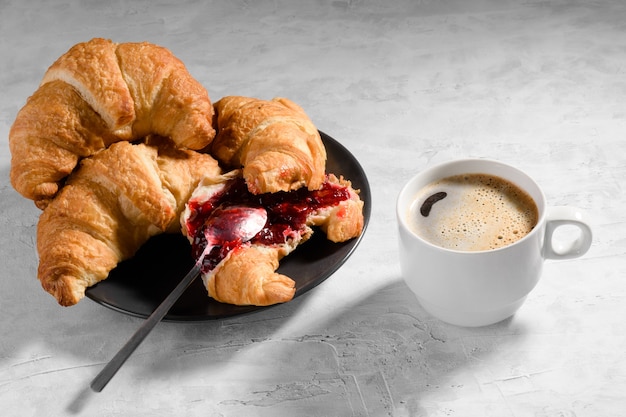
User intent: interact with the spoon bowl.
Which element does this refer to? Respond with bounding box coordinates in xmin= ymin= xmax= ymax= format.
xmin=203 ymin=205 xmax=268 ymax=249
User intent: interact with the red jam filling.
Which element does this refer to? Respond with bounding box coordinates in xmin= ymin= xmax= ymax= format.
xmin=186 ymin=176 xmax=352 ymax=273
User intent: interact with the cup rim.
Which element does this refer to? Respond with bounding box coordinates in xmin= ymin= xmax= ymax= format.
xmin=396 ymin=158 xmax=547 ymax=254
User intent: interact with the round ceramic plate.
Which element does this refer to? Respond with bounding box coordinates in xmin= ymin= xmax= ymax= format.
xmin=85 ymin=131 xmax=371 ymax=321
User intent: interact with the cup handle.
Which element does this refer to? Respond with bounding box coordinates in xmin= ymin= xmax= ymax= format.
xmin=543 ymin=206 xmax=593 ymax=260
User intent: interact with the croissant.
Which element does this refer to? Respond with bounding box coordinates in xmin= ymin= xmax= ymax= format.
xmin=208 ymin=245 xmax=297 ymax=306
xmin=305 ymin=174 xmax=366 ymax=243
xmin=211 ymin=96 xmax=327 ymax=195
xmin=181 ymin=172 xmax=364 ymax=306
xmin=10 ymin=38 xmax=216 ymax=209
xmin=37 ymin=137 xmax=221 ymax=306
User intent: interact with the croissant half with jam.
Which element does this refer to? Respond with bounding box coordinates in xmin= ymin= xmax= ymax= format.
xmin=9 ymin=38 xmax=216 ymax=209
xmin=181 ymin=171 xmax=364 ymax=306
xmin=37 ymin=138 xmax=221 ymax=306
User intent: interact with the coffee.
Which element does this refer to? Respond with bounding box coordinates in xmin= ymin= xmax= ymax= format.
xmin=408 ymin=173 xmax=539 ymax=251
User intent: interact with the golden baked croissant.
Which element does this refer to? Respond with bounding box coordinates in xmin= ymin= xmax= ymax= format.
xmin=211 ymin=96 xmax=327 ymax=195
xmin=306 ymin=175 xmax=366 ymax=243
xmin=181 ymin=172 xmax=364 ymax=306
xmin=37 ymin=137 xmax=221 ymax=306
xmin=10 ymin=38 xmax=216 ymax=209
xmin=208 ymin=245 xmax=296 ymax=306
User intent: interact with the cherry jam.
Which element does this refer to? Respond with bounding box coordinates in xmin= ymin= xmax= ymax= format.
xmin=186 ymin=176 xmax=352 ymax=273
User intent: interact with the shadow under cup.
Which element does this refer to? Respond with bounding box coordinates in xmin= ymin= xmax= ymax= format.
xmin=397 ymin=159 xmax=564 ymax=327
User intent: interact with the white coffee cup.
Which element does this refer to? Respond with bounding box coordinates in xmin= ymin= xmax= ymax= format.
xmin=396 ymin=159 xmax=592 ymax=327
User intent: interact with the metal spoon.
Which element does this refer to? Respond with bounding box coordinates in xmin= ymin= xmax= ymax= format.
xmin=90 ymin=205 xmax=268 ymax=392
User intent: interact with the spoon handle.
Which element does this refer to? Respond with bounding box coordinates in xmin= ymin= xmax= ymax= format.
xmin=90 ymin=263 xmax=201 ymax=392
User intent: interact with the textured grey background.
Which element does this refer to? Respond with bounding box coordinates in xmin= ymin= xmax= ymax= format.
xmin=1 ymin=1 xmax=624 ymax=416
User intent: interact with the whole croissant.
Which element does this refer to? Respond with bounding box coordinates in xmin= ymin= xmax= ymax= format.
xmin=211 ymin=96 xmax=326 ymax=194
xmin=9 ymin=38 xmax=216 ymax=209
xmin=37 ymin=137 xmax=221 ymax=306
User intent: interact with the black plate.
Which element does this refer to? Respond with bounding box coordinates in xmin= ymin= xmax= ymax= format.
xmin=85 ymin=131 xmax=371 ymax=321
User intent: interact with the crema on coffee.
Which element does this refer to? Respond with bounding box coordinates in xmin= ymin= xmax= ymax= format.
xmin=408 ymin=173 xmax=539 ymax=251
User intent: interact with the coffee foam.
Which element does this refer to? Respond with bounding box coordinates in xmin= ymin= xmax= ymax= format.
xmin=408 ymin=173 xmax=538 ymax=251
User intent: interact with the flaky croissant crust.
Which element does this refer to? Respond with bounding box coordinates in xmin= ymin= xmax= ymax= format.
xmin=37 ymin=138 xmax=221 ymax=306
xmin=211 ymin=96 xmax=327 ymax=195
xmin=9 ymin=38 xmax=216 ymax=209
